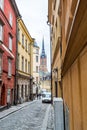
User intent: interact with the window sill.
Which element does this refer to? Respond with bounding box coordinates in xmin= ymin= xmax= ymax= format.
xmin=8 ymin=75 xmax=12 ymax=79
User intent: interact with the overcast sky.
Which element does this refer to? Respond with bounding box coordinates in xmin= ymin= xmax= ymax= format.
xmin=15 ymin=0 xmax=50 ymax=71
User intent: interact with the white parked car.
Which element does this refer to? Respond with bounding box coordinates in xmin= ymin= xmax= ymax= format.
xmin=42 ymin=92 xmax=51 ymax=103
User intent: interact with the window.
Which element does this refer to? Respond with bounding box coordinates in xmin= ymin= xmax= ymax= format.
xmin=21 ymin=56 xmax=24 ymax=71
xmin=28 ymin=62 xmax=30 ymax=73
xmin=25 ymin=59 xmax=27 ymax=73
xmin=25 ymin=40 xmax=27 ymax=51
xmin=0 ymin=23 xmax=3 ymax=41
xmin=18 ymin=28 xmax=20 ymax=41
xmin=36 ymin=49 xmax=38 ymax=54
xmin=8 ymin=59 xmax=12 ymax=77
xmin=9 ymin=36 xmax=12 ymax=51
xmin=0 ymin=53 xmax=2 ymax=74
xmin=18 ymin=53 xmax=20 ymax=70
xmin=28 ymin=44 xmax=30 ymax=54
xmin=22 ymin=34 xmax=24 ymax=46
xmin=36 ymin=56 xmax=38 ymax=62
xmin=9 ymin=13 xmax=13 ymax=26
xmin=36 ymin=77 xmax=38 ymax=83
xmin=36 ymin=66 xmax=38 ymax=73
xmin=0 ymin=0 xmax=4 ymax=10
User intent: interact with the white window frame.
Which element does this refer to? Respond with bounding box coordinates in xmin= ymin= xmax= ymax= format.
xmin=9 ymin=13 xmax=13 ymax=26
xmin=8 ymin=59 xmax=12 ymax=77
xmin=9 ymin=36 xmax=12 ymax=51
xmin=0 ymin=53 xmax=3 ymax=74
xmin=0 ymin=23 xmax=3 ymax=42
xmin=0 ymin=0 xmax=4 ymax=10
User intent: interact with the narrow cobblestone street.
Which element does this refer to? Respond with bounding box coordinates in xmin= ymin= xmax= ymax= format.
xmin=0 ymin=100 xmax=53 ymax=130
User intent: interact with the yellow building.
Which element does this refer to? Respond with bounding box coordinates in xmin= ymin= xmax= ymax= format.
xmin=48 ymin=0 xmax=62 ymax=98
xmin=16 ymin=18 xmax=34 ymax=103
xmin=48 ymin=0 xmax=87 ymax=130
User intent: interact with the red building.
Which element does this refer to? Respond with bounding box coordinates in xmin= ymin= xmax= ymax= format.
xmin=0 ymin=0 xmax=20 ymax=106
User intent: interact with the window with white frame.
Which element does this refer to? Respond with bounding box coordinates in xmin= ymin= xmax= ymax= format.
xmin=9 ymin=13 xmax=13 ymax=26
xmin=0 ymin=23 xmax=3 ymax=42
xmin=9 ymin=36 xmax=12 ymax=51
xmin=18 ymin=28 xmax=20 ymax=41
xmin=8 ymin=59 xmax=12 ymax=77
xmin=25 ymin=39 xmax=27 ymax=51
xmin=28 ymin=62 xmax=30 ymax=73
xmin=21 ymin=56 xmax=24 ymax=71
xmin=36 ymin=66 xmax=38 ymax=73
xmin=0 ymin=0 xmax=4 ymax=10
xmin=22 ymin=34 xmax=24 ymax=46
xmin=0 ymin=53 xmax=2 ymax=74
xmin=18 ymin=53 xmax=20 ymax=70
xmin=36 ymin=77 xmax=38 ymax=83
xmin=25 ymin=59 xmax=27 ymax=73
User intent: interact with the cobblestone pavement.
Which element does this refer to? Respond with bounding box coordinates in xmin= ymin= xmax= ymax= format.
xmin=47 ymin=105 xmax=54 ymax=130
xmin=0 ymin=100 xmax=50 ymax=130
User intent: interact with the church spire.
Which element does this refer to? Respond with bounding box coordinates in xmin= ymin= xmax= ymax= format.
xmin=41 ymin=37 xmax=46 ymax=58
xmin=42 ymin=37 xmax=44 ymax=51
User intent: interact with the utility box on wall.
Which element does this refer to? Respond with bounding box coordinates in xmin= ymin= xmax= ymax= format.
xmin=53 ymin=98 xmax=64 ymax=130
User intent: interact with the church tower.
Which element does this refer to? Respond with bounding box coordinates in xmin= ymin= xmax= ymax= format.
xmin=39 ymin=38 xmax=48 ymax=73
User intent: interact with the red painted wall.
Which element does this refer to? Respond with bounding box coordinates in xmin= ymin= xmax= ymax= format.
xmin=0 ymin=0 xmax=17 ymax=105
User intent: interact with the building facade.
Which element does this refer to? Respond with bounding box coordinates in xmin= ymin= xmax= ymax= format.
xmin=15 ymin=18 xmax=34 ymax=103
xmin=32 ymin=41 xmax=40 ymax=98
xmin=0 ymin=0 xmax=20 ymax=106
xmin=48 ymin=0 xmax=62 ymax=98
xmin=48 ymin=0 xmax=87 ymax=130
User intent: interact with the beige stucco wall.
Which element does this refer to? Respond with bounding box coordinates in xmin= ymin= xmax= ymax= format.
xmin=33 ymin=46 xmax=40 ymax=83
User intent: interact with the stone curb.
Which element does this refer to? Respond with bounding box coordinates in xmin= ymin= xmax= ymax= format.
xmin=41 ymin=104 xmax=51 ymax=130
xmin=0 ymin=100 xmax=36 ymax=120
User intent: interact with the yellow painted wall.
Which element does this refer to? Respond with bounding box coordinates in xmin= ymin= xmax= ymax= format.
xmin=17 ymin=18 xmax=34 ymax=76
xmin=63 ymin=46 xmax=87 ymax=130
